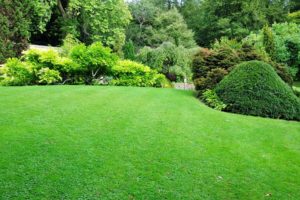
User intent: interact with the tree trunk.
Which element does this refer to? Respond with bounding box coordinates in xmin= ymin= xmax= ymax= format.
xmin=57 ymin=0 xmax=67 ymax=18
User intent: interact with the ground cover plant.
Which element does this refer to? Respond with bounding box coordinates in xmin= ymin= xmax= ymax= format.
xmin=0 ymin=86 xmax=300 ymax=199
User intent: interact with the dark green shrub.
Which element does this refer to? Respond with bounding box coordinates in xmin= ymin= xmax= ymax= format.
xmin=194 ymin=68 xmax=228 ymax=91
xmin=216 ymin=61 xmax=300 ymax=121
xmin=192 ymin=46 xmax=240 ymax=91
xmin=0 ymin=0 xmax=30 ymax=63
xmin=271 ymin=62 xmax=294 ymax=85
xmin=123 ymin=40 xmax=136 ymax=60
xmin=192 ymin=40 xmax=293 ymax=93
xmin=262 ymin=25 xmax=276 ymax=60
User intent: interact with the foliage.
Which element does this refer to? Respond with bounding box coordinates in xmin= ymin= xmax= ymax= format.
xmin=29 ymin=0 xmax=57 ymax=34
xmin=216 ymin=61 xmax=300 ymax=121
xmin=1 ymin=40 xmax=171 ymax=88
xmin=152 ymin=73 xmax=172 ymax=88
xmin=194 ymin=67 xmax=228 ymax=91
xmin=192 ymin=45 xmax=240 ymax=91
xmin=123 ymin=40 xmax=136 ymax=60
xmin=262 ymin=25 xmax=276 ymax=60
xmin=0 ymin=0 xmax=30 ymax=63
xmin=30 ymin=0 xmax=132 ymax=51
xmin=126 ymin=0 xmax=160 ymax=48
xmin=288 ymin=11 xmax=300 ymax=24
xmin=152 ymin=8 xmax=195 ymax=48
xmin=127 ymin=2 xmax=195 ymax=48
xmin=246 ymin=23 xmax=300 ymax=80
xmin=61 ymin=34 xmax=80 ymax=57
xmin=271 ymin=62 xmax=294 ymax=85
xmin=37 ymin=68 xmax=62 ymax=85
xmin=212 ymin=37 xmax=243 ymax=50
xmin=23 ymin=49 xmax=79 ymax=75
xmin=70 ymin=42 xmax=118 ymax=82
xmin=65 ymin=0 xmax=132 ymax=53
xmin=0 ymin=58 xmax=34 ymax=86
xmin=192 ymin=39 xmax=293 ymax=92
xmin=201 ymin=89 xmax=227 ymax=111
xmin=181 ymin=0 xmax=290 ymax=46
xmin=0 ymin=0 xmax=59 ymax=63
xmin=21 ymin=43 xmax=118 ymax=84
xmin=290 ymin=0 xmax=300 ymax=12
xmin=111 ymin=60 xmax=168 ymax=87
xmin=137 ymin=42 xmax=194 ymax=82
xmin=293 ymin=86 xmax=300 ymax=98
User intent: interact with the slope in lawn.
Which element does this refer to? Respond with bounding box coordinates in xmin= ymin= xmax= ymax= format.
xmin=0 ymin=86 xmax=299 ymax=199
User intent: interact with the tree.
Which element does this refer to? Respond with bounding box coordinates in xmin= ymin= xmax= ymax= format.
xmin=126 ymin=0 xmax=159 ymax=48
xmin=262 ymin=25 xmax=276 ymax=60
xmin=127 ymin=1 xmax=195 ymax=48
xmin=0 ymin=0 xmax=58 ymax=63
xmin=137 ymin=42 xmax=194 ymax=82
xmin=0 ymin=0 xmax=30 ymax=63
xmin=180 ymin=0 xmax=290 ymax=46
xmin=123 ymin=40 xmax=136 ymax=60
xmin=31 ymin=0 xmax=132 ymax=52
xmin=153 ymin=8 xmax=196 ymax=47
xmin=29 ymin=0 xmax=57 ymax=34
xmin=290 ymin=0 xmax=300 ymax=12
xmin=57 ymin=0 xmax=132 ymax=53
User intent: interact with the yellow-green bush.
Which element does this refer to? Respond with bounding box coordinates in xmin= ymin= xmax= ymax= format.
xmin=111 ymin=60 xmax=169 ymax=87
xmin=0 ymin=58 xmax=34 ymax=86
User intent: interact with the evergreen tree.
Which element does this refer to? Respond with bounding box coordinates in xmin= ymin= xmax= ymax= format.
xmin=123 ymin=40 xmax=136 ymax=60
xmin=0 ymin=0 xmax=31 ymax=63
xmin=262 ymin=25 xmax=276 ymax=60
xmin=180 ymin=0 xmax=290 ymax=46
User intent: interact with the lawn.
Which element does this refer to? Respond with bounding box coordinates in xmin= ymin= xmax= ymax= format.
xmin=0 ymin=86 xmax=300 ymax=200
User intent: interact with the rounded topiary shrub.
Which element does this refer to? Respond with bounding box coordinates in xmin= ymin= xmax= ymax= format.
xmin=215 ymin=61 xmax=300 ymax=121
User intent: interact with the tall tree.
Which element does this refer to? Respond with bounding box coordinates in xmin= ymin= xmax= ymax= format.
xmin=153 ymin=8 xmax=196 ymax=47
xmin=181 ymin=0 xmax=290 ymax=46
xmin=0 ymin=0 xmax=55 ymax=63
xmin=127 ymin=0 xmax=195 ymax=48
xmin=290 ymin=0 xmax=300 ymax=12
xmin=46 ymin=0 xmax=132 ymax=52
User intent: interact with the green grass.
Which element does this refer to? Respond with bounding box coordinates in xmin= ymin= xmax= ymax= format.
xmin=0 ymin=86 xmax=299 ymax=200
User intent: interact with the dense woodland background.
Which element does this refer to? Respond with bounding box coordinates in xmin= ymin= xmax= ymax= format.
xmin=0 ymin=0 xmax=299 ymax=60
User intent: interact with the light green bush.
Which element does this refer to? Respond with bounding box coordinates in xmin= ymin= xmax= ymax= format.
xmin=137 ymin=42 xmax=193 ymax=82
xmin=245 ymin=23 xmax=300 ymax=80
xmin=70 ymin=42 xmax=118 ymax=82
xmin=111 ymin=60 xmax=168 ymax=87
xmin=37 ymin=68 xmax=62 ymax=85
xmin=202 ymin=89 xmax=227 ymax=111
xmin=0 ymin=58 xmax=34 ymax=86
